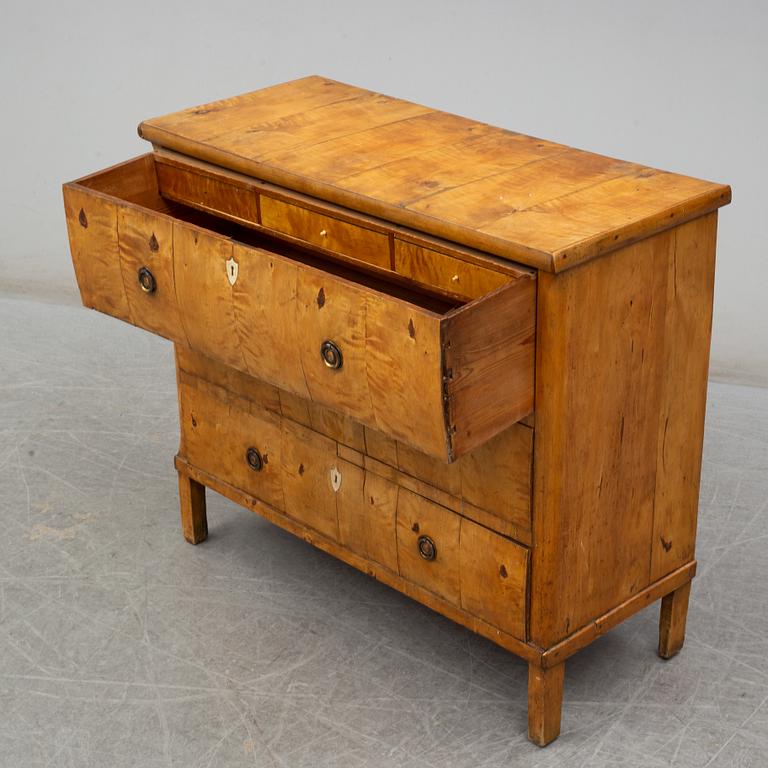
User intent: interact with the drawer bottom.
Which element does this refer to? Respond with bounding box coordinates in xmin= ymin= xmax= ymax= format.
xmin=177 ymin=372 xmax=530 ymax=643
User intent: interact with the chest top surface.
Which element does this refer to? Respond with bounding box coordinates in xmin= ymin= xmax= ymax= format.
xmin=139 ymin=75 xmax=730 ymax=272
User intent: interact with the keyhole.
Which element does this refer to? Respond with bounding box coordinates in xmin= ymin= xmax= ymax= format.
xmin=330 ymin=467 xmax=342 ymax=492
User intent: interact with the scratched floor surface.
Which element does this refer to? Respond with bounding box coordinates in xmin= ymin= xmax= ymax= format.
xmin=0 ymin=295 xmax=767 ymax=768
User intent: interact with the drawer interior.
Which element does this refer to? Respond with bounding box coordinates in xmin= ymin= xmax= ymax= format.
xmin=152 ymin=150 xmax=529 ymax=303
xmin=77 ymin=155 xmax=498 ymax=313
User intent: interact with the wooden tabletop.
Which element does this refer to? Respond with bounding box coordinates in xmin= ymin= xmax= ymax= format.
xmin=139 ymin=76 xmax=731 ymax=272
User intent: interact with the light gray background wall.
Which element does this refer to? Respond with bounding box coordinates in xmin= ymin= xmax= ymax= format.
xmin=1 ymin=0 xmax=765 ymax=384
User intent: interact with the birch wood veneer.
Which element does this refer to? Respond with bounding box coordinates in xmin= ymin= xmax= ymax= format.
xmin=63 ymin=76 xmax=731 ymax=746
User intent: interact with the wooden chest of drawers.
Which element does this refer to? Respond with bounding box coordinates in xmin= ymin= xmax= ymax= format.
xmin=62 ymin=76 xmax=731 ymax=746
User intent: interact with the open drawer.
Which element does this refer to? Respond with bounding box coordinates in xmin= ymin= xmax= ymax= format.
xmin=63 ymin=154 xmax=536 ymax=461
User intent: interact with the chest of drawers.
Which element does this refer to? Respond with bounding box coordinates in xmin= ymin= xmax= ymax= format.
xmin=63 ymin=76 xmax=731 ymax=746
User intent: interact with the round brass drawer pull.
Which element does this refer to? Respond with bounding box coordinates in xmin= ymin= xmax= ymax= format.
xmin=417 ymin=535 xmax=436 ymax=561
xmin=137 ymin=266 xmax=156 ymax=294
xmin=245 ymin=446 xmax=263 ymax=471
xmin=320 ymin=340 xmax=343 ymax=370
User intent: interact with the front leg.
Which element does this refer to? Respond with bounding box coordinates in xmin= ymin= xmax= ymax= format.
xmin=528 ymin=661 xmax=564 ymax=746
xmin=178 ymin=471 xmax=208 ymax=544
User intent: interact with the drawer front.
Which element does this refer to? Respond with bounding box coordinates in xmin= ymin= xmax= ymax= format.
xmin=396 ymin=488 xmax=529 ymax=639
xmin=65 ymin=155 xmax=536 ymax=462
xmin=177 ymin=348 xmax=532 ymax=540
xmin=394 ymin=238 xmax=511 ymax=302
xmin=260 ymin=195 xmax=391 ymax=270
xmin=156 ymin=160 xmax=259 ymax=225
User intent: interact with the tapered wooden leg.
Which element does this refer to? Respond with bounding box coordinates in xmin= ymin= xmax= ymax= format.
xmin=178 ymin=471 xmax=207 ymax=544
xmin=528 ymin=661 xmax=564 ymax=746
xmin=658 ymin=580 xmax=691 ymax=659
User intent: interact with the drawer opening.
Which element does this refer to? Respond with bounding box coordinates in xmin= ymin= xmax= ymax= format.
xmin=152 ymin=151 xmax=530 ymax=305
xmin=166 ymin=199 xmax=462 ymax=314
xmin=77 ymin=155 xmax=474 ymax=315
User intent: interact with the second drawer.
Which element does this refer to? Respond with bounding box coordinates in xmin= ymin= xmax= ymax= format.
xmin=64 ymin=154 xmax=535 ymax=462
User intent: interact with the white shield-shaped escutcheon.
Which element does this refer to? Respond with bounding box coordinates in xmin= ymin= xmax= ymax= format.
xmin=226 ymin=256 xmax=239 ymax=286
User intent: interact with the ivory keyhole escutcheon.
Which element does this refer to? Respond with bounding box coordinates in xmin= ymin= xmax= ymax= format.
xmin=226 ymin=256 xmax=239 ymax=286
xmin=330 ymin=466 xmax=342 ymax=492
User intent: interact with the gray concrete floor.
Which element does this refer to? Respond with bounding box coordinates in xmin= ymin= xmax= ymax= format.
xmin=1 ymin=295 xmax=767 ymax=768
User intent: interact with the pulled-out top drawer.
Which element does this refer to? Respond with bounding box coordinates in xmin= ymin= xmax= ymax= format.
xmin=63 ymin=154 xmax=536 ymax=461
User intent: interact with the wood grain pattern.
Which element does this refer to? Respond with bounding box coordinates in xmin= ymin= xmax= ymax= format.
xmin=173 ymin=221 xmax=246 ymax=370
xmin=156 ymin=160 xmax=259 ymax=226
xmin=63 ymin=185 xmax=131 ymax=322
xmin=530 ymin=214 xmax=718 ymax=649
xmin=531 ymin=230 xmax=672 ymax=647
xmin=176 ymin=369 xmax=530 ymax=641
xmin=231 ymin=242 xmax=310 ymax=398
xmin=443 ymin=277 xmax=536 ymax=458
xmin=296 ymin=268 xmax=377 ymax=424
xmin=458 ymin=425 xmax=533 ymax=532
xmin=394 ymin=238 xmax=510 ymax=302
xmin=364 ymin=291 xmax=447 ymax=454
xmin=337 ymin=466 xmax=399 ymax=573
xmin=139 ymin=76 xmax=731 ymax=271
xmin=117 ymin=205 xmax=187 ymax=343
xmin=179 ymin=380 xmax=285 ymax=511
xmin=305 ymin=400 xmax=366 ymax=452
xmin=459 ymin=518 xmax=529 ymax=640
xmin=261 ymin=196 xmax=391 ymax=270
xmin=78 ymin=152 xmax=160 ymax=206
xmin=65 ymin=79 xmax=731 ymax=748
xmin=650 ymin=214 xmax=717 ymax=581
xmin=280 ymin=418 xmax=340 ymax=540
xmin=176 ymin=345 xmax=281 ymax=414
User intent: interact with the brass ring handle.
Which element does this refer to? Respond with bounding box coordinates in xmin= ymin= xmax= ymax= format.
xmin=245 ymin=446 xmax=263 ymax=471
xmin=137 ymin=266 xmax=156 ymax=294
xmin=417 ymin=535 xmax=437 ymax=561
xmin=320 ymin=340 xmax=343 ymax=370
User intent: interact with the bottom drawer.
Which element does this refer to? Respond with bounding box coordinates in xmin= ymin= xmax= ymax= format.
xmin=178 ymin=375 xmax=529 ymax=641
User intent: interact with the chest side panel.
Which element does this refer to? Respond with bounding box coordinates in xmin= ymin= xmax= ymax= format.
xmin=530 ymin=213 xmax=717 ymax=648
